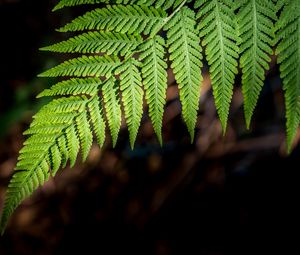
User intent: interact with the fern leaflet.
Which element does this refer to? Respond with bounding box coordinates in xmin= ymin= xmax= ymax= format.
xmin=38 ymin=55 xmax=120 ymax=78
xmin=53 ymin=0 xmax=109 ymax=11
xmin=57 ymin=5 xmax=167 ymax=36
xmin=41 ymin=31 xmax=142 ymax=57
xmin=102 ymin=77 xmax=122 ymax=147
xmin=165 ymin=6 xmax=203 ymax=141
xmin=88 ymin=97 xmax=106 ymax=147
xmin=52 ymin=0 xmax=190 ymax=11
xmin=275 ymin=0 xmax=300 ymax=151
xmin=116 ymin=59 xmax=144 ymax=148
xmin=139 ymin=35 xmax=168 ymax=144
xmin=196 ymin=0 xmax=239 ymax=131
xmin=238 ymin=0 xmax=276 ymax=128
xmin=37 ymin=78 xmax=101 ymax=97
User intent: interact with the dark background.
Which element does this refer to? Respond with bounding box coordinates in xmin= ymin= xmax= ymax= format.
xmin=0 ymin=0 xmax=299 ymax=254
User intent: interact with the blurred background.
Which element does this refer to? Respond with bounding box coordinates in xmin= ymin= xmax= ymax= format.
xmin=0 ymin=0 xmax=299 ymax=254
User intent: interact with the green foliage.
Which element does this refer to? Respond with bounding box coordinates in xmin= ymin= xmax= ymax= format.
xmin=139 ymin=35 xmax=167 ymax=144
xmin=57 ymin=5 xmax=167 ymax=35
xmin=165 ymin=6 xmax=202 ymax=141
xmin=117 ymin=59 xmax=144 ymax=148
xmin=102 ymin=76 xmax=122 ymax=147
xmin=52 ymin=0 xmax=191 ymax=11
xmin=275 ymin=0 xmax=300 ymax=151
xmin=196 ymin=0 xmax=239 ymax=130
xmin=37 ymin=78 xmax=101 ymax=97
xmin=38 ymin=55 xmax=120 ymax=78
xmin=237 ymin=0 xmax=277 ymax=128
xmin=40 ymin=31 xmax=143 ymax=56
xmin=52 ymin=0 xmax=109 ymax=11
xmin=1 ymin=0 xmax=299 ymax=233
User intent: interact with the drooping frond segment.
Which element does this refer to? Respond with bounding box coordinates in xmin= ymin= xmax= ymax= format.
xmin=165 ymin=7 xmax=203 ymax=142
xmin=38 ymin=55 xmax=120 ymax=78
xmin=40 ymin=31 xmax=142 ymax=57
xmin=102 ymin=77 xmax=122 ymax=147
xmin=57 ymin=5 xmax=167 ymax=36
xmin=116 ymin=59 xmax=144 ymax=148
xmin=238 ymin=0 xmax=276 ymax=128
xmin=139 ymin=36 xmax=167 ymax=144
xmin=275 ymin=0 xmax=300 ymax=151
xmin=0 ymin=96 xmax=98 ymax=233
xmin=196 ymin=0 xmax=239 ymax=131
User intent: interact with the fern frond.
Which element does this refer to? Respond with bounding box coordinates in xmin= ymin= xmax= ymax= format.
xmin=38 ymin=55 xmax=120 ymax=78
xmin=37 ymin=78 xmax=101 ymax=97
xmin=196 ymin=0 xmax=239 ymax=131
xmin=139 ymin=35 xmax=167 ymax=144
xmin=116 ymin=59 xmax=144 ymax=148
xmin=275 ymin=0 xmax=300 ymax=151
xmin=40 ymin=31 xmax=142 ymax=57
xmin=3 ymin=0 xmax=300 ymax=235
xmin=102 ymin=77 xmax=122 ymax=147
xmin=165 ymin=6 xmax=203 ymax=142
xmin=57 ymin=5 xmax=167 ymax=36
xmin=237 ymin=0 xmax=276 ymax=128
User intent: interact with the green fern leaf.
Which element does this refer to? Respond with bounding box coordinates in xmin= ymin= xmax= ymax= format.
xmin=275 ymin=0 xmax=300 ymax=151
xmin=57 ymin=135 xmax=69 ymax=168
xmin=102 ymin=77 xmax=122 ymax=147
xmin=23 ymin=124 xmax=68 ymax=135
xmin=165 ymin=6 xmax=203 ymax=142
xmin=57 ymin=5 xmax=167 ymax=35
xmin=37 ymin=78 xmax=101 ymax=97
xmin=76 ymin=111 xmax=94 ymax=161
xmin=66 ymin=124 xmax=80 ymax=167
xmin=38 ymin=55 xmax=120 ymax=78
xmin=50 ymin=143 xmax=62 ymax=175
xmin=53 ymin=0 xmax=110 ymax=11
xmin=116 ymin=59 xmax=144 ymax=148
xmin=238 ymin=0 xmax=276 ymax=128
xmin=139 ymin=35 xmax=168 ymax=144
xmin=40 ymin=31 xmax=142 ymax=57
xmin=196 ymin=0 xmax=239 ymax=131
xmin=88 ymin=97 xmax=106 ymax=147
xmin=52 ymin=0 xmax=188 ymax=11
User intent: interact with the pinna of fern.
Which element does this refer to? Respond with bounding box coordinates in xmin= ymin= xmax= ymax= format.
xmin=0 ymin=0 xmax=299 ymax=234
xmin=274 ymin=0 xmax=300 ymax=151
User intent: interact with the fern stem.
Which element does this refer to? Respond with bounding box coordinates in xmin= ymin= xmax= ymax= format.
xmin=215 ymin=1 xmax=227 ymax=132
xmin=163 ymin=0 xmax=187 ymax=26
